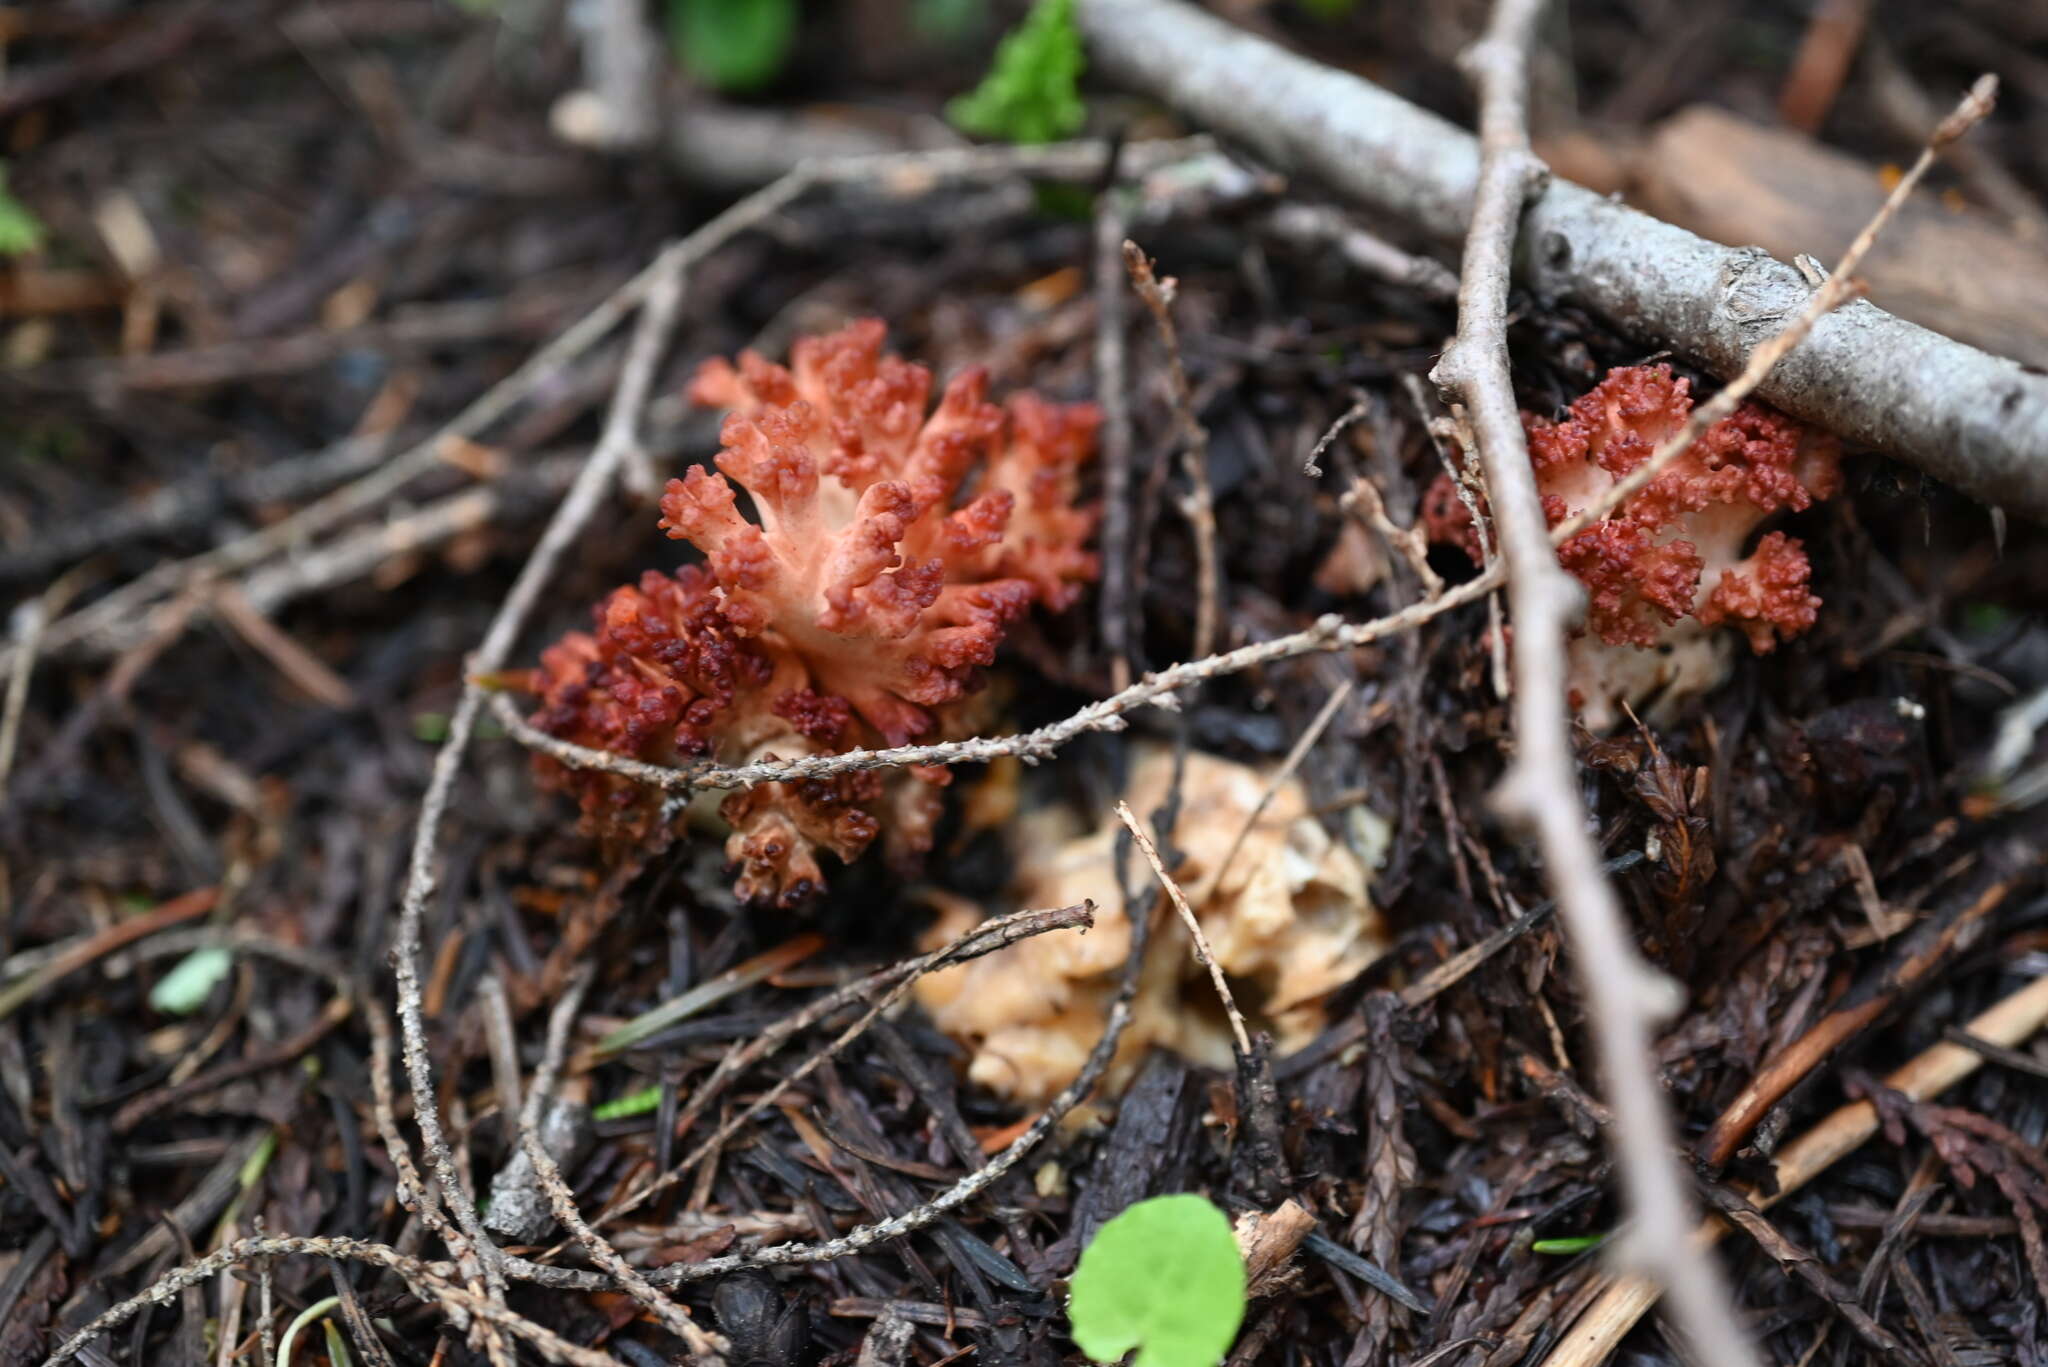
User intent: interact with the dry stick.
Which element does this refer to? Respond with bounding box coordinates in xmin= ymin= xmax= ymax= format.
xmin=559 ymin=904 xmax=1093 ymax=1247
xmin=1263 ymin=205 xmax=1459 ymax=303
xmin=1399 ymin=851 xmax=1648 ymax=1010
xmin=37 ymin=1235 xmax=617 ymax=1367
xmin=0 ymin=592 xmax=52 ymax=796
xmin=1096 ymin=190 xmax=1138 ymax=693
xmin=516 ymin=970 xmax=726 ymax=1358
xmin=1117 ymin=799 xmax=1252 ymax=1057
xmin=236 ymin=455 xmax=583 ymax=619
xmin=211 ymin=584 xmax=357 ymax=710
xmin=1124 ymin=240 xmax=1219 ymax=661
xmin=1300 ymin=394 xmax=1371 ymax=479
xmin=0 ymin=885 xmax=218 ymax=1023
xmin=490 ymin=566 xmax=1503 ymax=794
xmin=391 ymin=251 xmax=691 ymax=1304
xmin=1697 ymin=866 xmax=2021 ymax=1169
xmin=365 ymin=1002 xmax=468 ymax=1257
xmin=0 ymin=263 xmax=666 ymax=686
xmin=364 ymin=1004 xmax=515 ymax=1367
xmin=1406 ymin=371 xmax=1509 ymax=697
xmin=1540 ymin=970 xmax=2048 ymax=1367
xmin=1342 ymin=474 xmax=1443 ymax=599
xmin=1430 ymin=4 xmax=1754 ymax=1367
xmin=1071 ymin=0 xmax=2048 ymax=521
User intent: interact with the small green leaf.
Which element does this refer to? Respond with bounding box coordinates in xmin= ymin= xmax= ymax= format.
xmin=238 ymin=1130 xmax=280 ymax=1190
xmin=0 ymin=163 xmax=46 ymax=259
xmin=322 ymin=1318 xmax=355 ymax=1367
xmin=947 ymin=0 xmax=1086 ymax=145
xmin=668 ymin=0 xmax=798 ymax=94
xmin=1531 ymin=1233 xmax=1606 ymax=1255
xmin=1295 ymin=0 xmax=1358 ymax=18
xmin=1069 ymin=1194 xmax=1246 ymax=1367
xmin=594 ymin=1084 xmax=664 ymax=1121
xmin=149 ymin=948 xmax=232 ymax=1016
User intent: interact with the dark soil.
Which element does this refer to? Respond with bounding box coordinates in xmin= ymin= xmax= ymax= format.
xmin=2 ymin=3 xmax=2045 ymax=1367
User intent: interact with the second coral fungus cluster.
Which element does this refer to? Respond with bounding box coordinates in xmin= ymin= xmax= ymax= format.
xmin=525 ymin=320 xmax=1100 ymax=904
xmin=1424 ymin=364 xmax=1842 ymax=727
xmin=915 ymin=743 xmax=1387 ymax=1105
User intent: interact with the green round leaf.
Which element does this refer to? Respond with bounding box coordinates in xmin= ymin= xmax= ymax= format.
xmin=1069 ymin=1194 xmax=1246 ymax=1367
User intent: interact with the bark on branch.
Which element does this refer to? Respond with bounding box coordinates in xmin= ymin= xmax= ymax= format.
xmin=1428 ymin=4 xmax=1757 ymax=1364
xmin=1074 ymin=0 xmax=2048 ymax=522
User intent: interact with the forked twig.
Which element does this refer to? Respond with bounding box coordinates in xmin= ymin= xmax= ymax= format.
xmin=38 ymin=1235 xmax=615 ymax=1367
xmin=1551 ymin=75 xmax=2000 ymax=545
xmin=515 ymin=970 xmax=726 ymax=1357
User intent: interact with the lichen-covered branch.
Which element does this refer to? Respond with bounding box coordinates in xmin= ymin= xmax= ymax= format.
xmin=489 ymin=571 xmax=1500 ymax=792
xmin=1074 ymin=0 xmax=2048 ymax=522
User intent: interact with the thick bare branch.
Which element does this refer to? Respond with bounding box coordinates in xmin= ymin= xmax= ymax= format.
xmin=1074 ymin=0 xmax=2048 ymax=522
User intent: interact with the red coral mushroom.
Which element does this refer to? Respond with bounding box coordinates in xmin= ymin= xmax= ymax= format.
xmin=1423 ymin=364 xmax=1841 ymax=726
xmin=523 ymin=320 xmax=1100 ymax=905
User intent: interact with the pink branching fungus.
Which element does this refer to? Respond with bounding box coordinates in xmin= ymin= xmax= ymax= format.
xmin=525 ymin=320 xmax=1101 ymax=904
xmin=1424 ymin=364 xmax=1842 ymax=726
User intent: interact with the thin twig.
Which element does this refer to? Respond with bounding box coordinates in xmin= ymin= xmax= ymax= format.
xmin=1209 ymin=681 xmax=1355 ymax=895
xmin=37 ymin=1235 xmax=616 ymax=1367
xmin=1550 ymin=77 xmax=1999 ymax=547
xmin=0 ymin=586 xmax=56 ymax=798
xmin=516 ymin=969 xmax=726 ymax=1358
xmin=391 ymin=249 xmax=691 ymax=1299
xmin=1264 ymin=204 xmax=1459 ymax=302
xmin=1399 ymin=852 xmax=1646 ymax=1009
xmin=1124 ymin=240 xmax=1220 ymax=660
xmin=579 ymin=904 xmax=1094 ymax=1239
xmin=1116 ymin=799 xmax=1252 ymax=1058
xmin=1428 ymin=3 xmax=1753 ymax=1364
xmin=1301 ymin=394 xmax=1371 ymax=479
xmin=490 ymin=569 xmax=1500 ymax=792
xmin=1343 ymin=475 xmax=1443 ymax=599
xmin=1096 ymin=189 xmax=1138 ymax=692
xmin=1405 ymin=372 xmax=1507 ymax=694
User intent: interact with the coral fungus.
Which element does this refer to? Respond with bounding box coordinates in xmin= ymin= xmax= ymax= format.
xmin=1423 ymin=364 xmax=1841 ymax=727
xmin=524 ymin=319 xmax=1100 ymax=904
xmin=915 ymin=743 xmax=1387 ymax=1105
